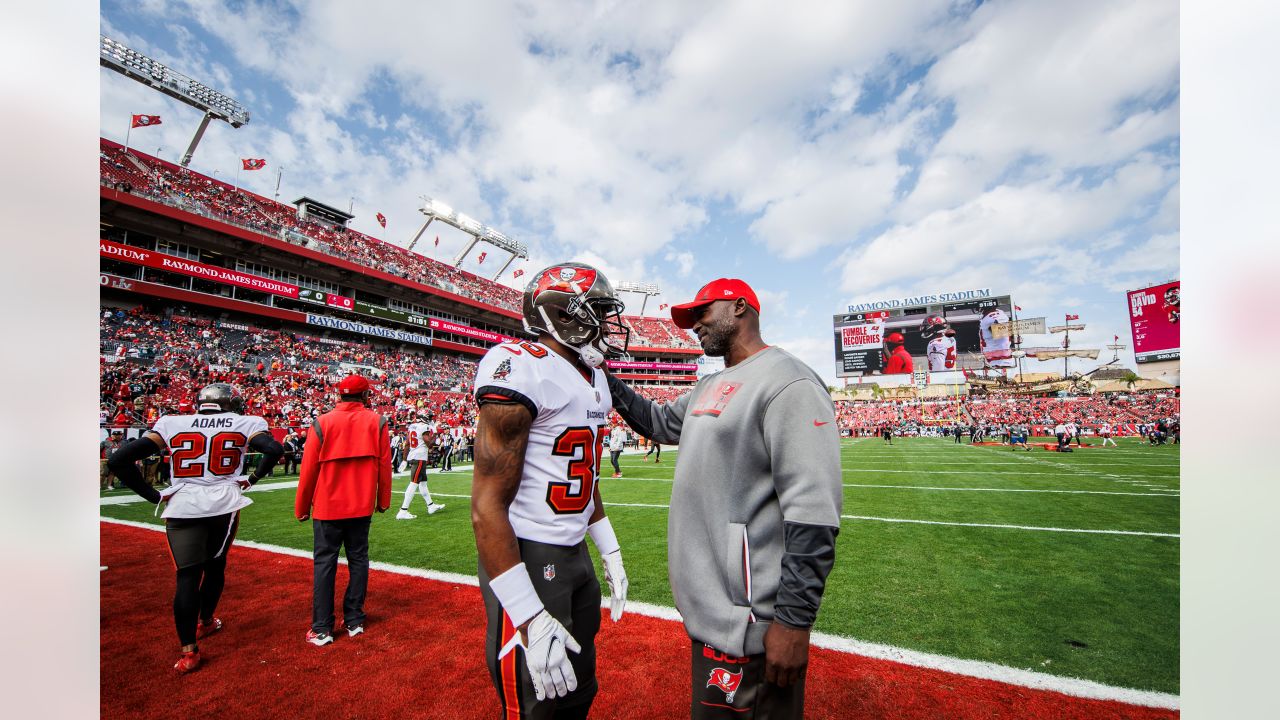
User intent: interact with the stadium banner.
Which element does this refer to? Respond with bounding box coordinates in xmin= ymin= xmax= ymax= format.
xmin=606 ymin=360 xmax=700 ymax=372
xmin=353 ymin=300 xmax=433 ymax=330
xmin=99 ymin=239 xmax=300 ymax=298
xmin=991 ymin=317 xmax=1046 ymax=338
xmin=1127 ymin=280 xmax=1179 ymax=363
xmin=327 ymin=293 xmax=354 ymax=310
xmin=847 ymin=288 xmax=992 ymax=313
xmin=99 ymin=273 xmax=135 ymax=291
xmin=304 ymin=313 xmax=433 ymax=346
xmin=428 ymin=318 xmax=514 ymax=344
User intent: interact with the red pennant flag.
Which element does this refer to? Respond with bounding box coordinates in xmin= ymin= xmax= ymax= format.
xmin=1114 ymin=335 xmax=1119 ymax=341
xmin=513 ymin=269 xmax=524 ymax=278
xmin=1014 ymin=305 xmax=1022 ymax=312
xmin=376 ymin=212 xmax=387 ymax=228
xmin=131 ymin=114 xmax=162 ymax=128
xmin=242 ymin=158 xmax=267 ymax=170
xmin=659 ymin=303 xmax=670 ymax=311
xmin=477 ymin=251 xmax=488 ymax=264
xmin=434 ymin=235 xmax=440 ymax=247
xmin=1066 ymin=313 xmax=1079 ymax=321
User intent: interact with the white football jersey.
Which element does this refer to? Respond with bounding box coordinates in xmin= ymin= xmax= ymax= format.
xmin=927 ymin=336 xmax=957 ymax=371
xmin=979 ymin=309 xmax=1014 ymax=368
xmin=151 ymin=412 xmax=270 ymax=518
xmin=473 ymin=341 xmax=612 ymax=546
xmin=406 ymin=422 xmax=432 ymax=461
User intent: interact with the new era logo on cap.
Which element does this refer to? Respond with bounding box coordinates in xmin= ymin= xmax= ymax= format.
xmin=670 ymin=278 xmax=760 ymax=329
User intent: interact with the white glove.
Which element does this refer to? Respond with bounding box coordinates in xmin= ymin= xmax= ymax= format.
xmin=601 ymin=549 xmax=628 ymax=622
xmin=499 ymin=609 xmax=581 ymax=701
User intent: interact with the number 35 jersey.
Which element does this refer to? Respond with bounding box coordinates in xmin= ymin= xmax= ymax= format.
xmin=473 ymin=342 xmax=612 ymax=547
xmin=151 ymin=412 xmax=270 ymax=519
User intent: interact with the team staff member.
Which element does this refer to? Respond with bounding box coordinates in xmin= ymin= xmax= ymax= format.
xmin=472 ymin=263 xmax=631 ymax=719
xmin=607 ymin=278 xmax=842 ymax=718
xmin=295 ymin=375 xmax=393 ymax=646
xmin=608 ymin=424 xmax=626 ymax=478
xmin=108 ymin=383 xmax=283 ymax=673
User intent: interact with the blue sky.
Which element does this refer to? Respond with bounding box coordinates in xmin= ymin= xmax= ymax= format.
xmin=100 ymin=0 xmax=1179 ymax=384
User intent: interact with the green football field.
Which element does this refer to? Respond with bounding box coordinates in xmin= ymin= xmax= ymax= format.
xmin=100 ymin=436 xmax=1180 ymax=695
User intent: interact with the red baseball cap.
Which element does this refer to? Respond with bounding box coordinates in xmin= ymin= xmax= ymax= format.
xmin=337 ymin=375 xmax=370 ymax=394
xmin=670 ymin=278 xmax=760 ymax=329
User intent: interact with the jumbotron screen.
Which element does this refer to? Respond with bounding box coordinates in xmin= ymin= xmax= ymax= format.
xmin=833 ymin=292 xmax=1016 ymax=379
xmin=1126 ymin=280 xmax=1179 ymax=363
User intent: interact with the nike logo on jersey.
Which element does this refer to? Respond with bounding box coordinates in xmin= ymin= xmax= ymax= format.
xmin=813 ymin=420 xmax=830 ymax=427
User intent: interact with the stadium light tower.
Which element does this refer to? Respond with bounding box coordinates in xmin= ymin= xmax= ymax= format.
xmin=100 ymin=35 xmax=251 ymax=167
xmin=407 ymin=196 xmax=528 ymax=280
xmin=616 ymin=282 xmax=661 ymax=315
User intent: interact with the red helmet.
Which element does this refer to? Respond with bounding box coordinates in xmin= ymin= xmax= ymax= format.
xmin=919 ymin=315 xmax=950 ymax=340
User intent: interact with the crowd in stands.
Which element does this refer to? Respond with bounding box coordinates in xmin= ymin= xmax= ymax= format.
xmin=101 ymin=140 xmax=697 ymax=350
xmin=100 ymin=304 xmax=698 ymax=438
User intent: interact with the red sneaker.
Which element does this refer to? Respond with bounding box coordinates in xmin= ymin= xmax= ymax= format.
xmin=196 ymin=617 xmax=222 ymax=639
xmin=174 ymin=650 xmax=201 ymax=674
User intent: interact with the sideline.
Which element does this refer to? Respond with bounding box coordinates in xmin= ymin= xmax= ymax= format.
xmin=99 ymin=516 xmax=1179 ymax=710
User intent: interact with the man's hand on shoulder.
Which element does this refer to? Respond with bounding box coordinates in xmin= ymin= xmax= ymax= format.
xmin=763 ymin=621 xmax=810 ymax=688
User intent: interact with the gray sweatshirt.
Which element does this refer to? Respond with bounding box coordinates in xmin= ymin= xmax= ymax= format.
xmin=607 ymin=346 xmax=842 ymax=656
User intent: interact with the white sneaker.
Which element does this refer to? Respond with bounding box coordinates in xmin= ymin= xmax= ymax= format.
xmin=427 ymin=503 xmax=445 ymax=515
xmin=396 ymin=510 xmax=416 ymax=520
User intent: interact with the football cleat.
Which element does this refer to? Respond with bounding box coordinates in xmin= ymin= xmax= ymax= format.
xmin=346 ymin=625 xmax=364 ymax=638
xmin=611 ymin=472 xmax=621 ymax=478
xmin=306 ymin=629 xmax=333 ymax=646
xmin=396 ymin=510 xmax=416 ymax=520
xmin=174 ymin=650 xmax=201 ymax=673
xmin=196 ymin=617 xmax=222 ymax=640
xmin=427 ymin=503 xmax=445 ymax=515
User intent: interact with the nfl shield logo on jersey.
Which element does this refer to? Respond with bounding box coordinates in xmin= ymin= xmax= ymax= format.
xmin=543 ymin=564 xmax=556 ymax=581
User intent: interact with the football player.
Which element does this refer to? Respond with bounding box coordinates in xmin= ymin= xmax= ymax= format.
xmin=397 ymin=413 xmax=445 ymax=519
xmin=921 ymin=315 xmax=958 ymax=372
xmin=107 ymin=383 xmax=283 ymax=673
xmin=471 ymin=262 xmax=631 ymax=719
xmin=979 ymin=308 xmax=1015 ymax=368
xmin=882 ymin=332 xmax=914 ymax=374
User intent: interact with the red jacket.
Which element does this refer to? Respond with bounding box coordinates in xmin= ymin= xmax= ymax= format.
xmin=295 ymin=402 xmax=393 ymax=520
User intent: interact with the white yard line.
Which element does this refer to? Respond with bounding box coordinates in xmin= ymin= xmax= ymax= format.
xmin=840 ymin=514 xmax=1178 ymax=538
xmin=99 ymin=516 xmax=1179 ymax=710
xmin=840 ymin=468 xmax=1172 ymax=480
xmin=842 ymin=483 xmax=1177 ymax=497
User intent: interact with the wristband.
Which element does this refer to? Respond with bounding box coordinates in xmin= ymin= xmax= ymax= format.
xmin=489 ymin=563 xmax=544 ymax=627
xmin=587 ymin=517 xmax=620 ymax=556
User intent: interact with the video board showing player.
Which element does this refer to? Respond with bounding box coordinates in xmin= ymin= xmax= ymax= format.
xmin=1127 ymin=280 xmax=1179 ymax=363
xmin=835 ymin=295 xmax=1016 ymax=378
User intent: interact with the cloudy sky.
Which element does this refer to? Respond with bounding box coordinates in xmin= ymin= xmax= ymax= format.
xmin=99 ymin=0 xmax=1179 ymax=384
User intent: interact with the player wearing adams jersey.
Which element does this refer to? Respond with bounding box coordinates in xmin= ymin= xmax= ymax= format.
xmin=471 ymin=263 xmax=630 ymax=719
xmin=397 ymin=417 xmax=445 ymax=519
xmin=107 ymin=383 xmax=283 ymax=673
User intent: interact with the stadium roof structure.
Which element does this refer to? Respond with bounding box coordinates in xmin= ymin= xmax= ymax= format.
xmin=100 ymin=35 xmax=251 ymax=167
xmin=292 ymin=197 xmax=355 ymax=227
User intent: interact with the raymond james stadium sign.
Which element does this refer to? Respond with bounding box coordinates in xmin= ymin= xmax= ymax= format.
xmin=847 ymin=288 xmax=992 ymax=313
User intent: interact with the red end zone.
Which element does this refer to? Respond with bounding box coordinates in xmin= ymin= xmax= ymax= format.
xmin=101 ymin=522 xmax=1176 ymax=719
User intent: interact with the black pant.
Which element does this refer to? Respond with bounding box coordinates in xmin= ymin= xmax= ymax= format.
xmin=609 ymin=450 xmax=622 ymax=474
xmin=690 ymin=640 xmax=804 ymax=718
xmin=311 ymin=516 xmax=371 ymax=633
xmin=284 ymin=453 xmax=300 ymax=474
xmin=479 ymin=539 xmax=601 ymax=719
xmin=439 ymin=448 xmax=453 ymax=471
